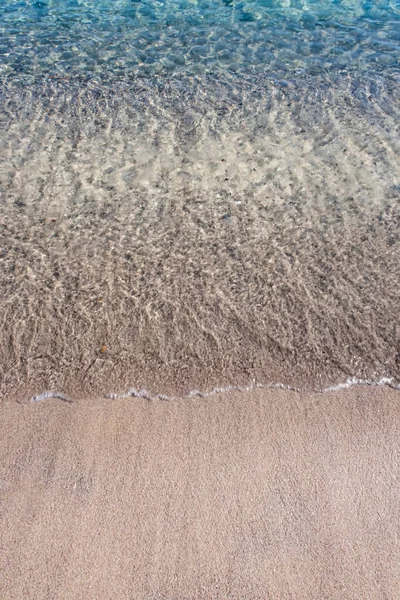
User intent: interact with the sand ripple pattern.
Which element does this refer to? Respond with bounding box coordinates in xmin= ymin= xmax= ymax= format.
xmin=0 ymin=72 xmax=399 ymax=399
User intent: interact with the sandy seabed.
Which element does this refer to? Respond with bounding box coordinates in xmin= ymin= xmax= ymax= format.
xmin=1 ymin=385 xmax=399 ymax=599
xmin=1 ymin=75 xmax=399 ymax=398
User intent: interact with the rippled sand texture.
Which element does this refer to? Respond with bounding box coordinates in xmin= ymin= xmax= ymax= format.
xmin=0 ymin=73 xmax=399 ymax=398
xmin=1 ymin=386 xmax=400 ymax=599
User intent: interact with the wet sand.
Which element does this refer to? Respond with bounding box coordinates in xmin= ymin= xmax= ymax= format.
xmin=1 ymin=385 xmax=399 ymax=599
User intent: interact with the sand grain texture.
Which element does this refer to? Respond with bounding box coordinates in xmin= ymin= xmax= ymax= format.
xmin=1 ymin=386 xmax=399 ymax=599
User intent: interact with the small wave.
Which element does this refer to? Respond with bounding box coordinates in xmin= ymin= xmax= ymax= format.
xmin=30 ymin=391 xmax=73 ymax=403
xmin=105 ymin=382 xmax=298 ymax=402
xmin=28 ymin=377 xmax=400 ymax=403
xmin=322 ymin=377 xmax=400 ymax=393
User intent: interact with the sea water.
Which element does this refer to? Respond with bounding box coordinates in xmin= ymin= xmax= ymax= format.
xmin=0 ymin=0 xmax=399 ymax=79
xmin=0 ymin=0 xmax=399 ymax=399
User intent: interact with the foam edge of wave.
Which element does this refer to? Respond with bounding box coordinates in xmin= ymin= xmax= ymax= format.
xmin=27 ymin=377 xmax=400 ymax=404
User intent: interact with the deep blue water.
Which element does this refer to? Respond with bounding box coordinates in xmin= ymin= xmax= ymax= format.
xmin=0 ymin=0 xmax=399 ymax=80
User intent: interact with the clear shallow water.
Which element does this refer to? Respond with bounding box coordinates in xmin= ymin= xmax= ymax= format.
xmin=0 ymin=0 xmax=399 ymax=80
xmin=0 ymin=1 xmax=399 ymax=398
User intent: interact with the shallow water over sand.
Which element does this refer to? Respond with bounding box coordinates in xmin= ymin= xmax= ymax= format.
xmin=1 ymin=73 xmax=399 ymax=399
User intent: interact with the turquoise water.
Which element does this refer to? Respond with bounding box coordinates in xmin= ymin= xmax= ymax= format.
xmin=0 ymin=0 xmax=399 ymax=80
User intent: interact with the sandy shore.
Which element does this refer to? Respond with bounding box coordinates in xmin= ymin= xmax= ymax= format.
xmin=1 ymin=385 xmax=399 ymax=599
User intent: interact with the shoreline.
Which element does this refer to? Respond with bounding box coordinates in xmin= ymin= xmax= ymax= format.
xmin=22 ymin=375 xmax=400 ymax=404
xmin=2 ymin=374 xmax=399 ymax=407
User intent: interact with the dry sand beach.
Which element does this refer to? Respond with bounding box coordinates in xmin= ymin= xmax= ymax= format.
xmin=1 ymin=384 xmax=400 ymax=599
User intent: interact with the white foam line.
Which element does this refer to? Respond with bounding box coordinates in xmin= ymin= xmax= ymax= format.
xmin=106 ymin=378 xmax=400 ymax=401
xmin=322 ymin=377 xmax=400 ymax=392
xmin=30 ymin=391 xmax=73 ymax=403
xmin=28 ymin=377 xmax=400 ymax=404
xmin=106 ymin=382 xmax=303 ymax=402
